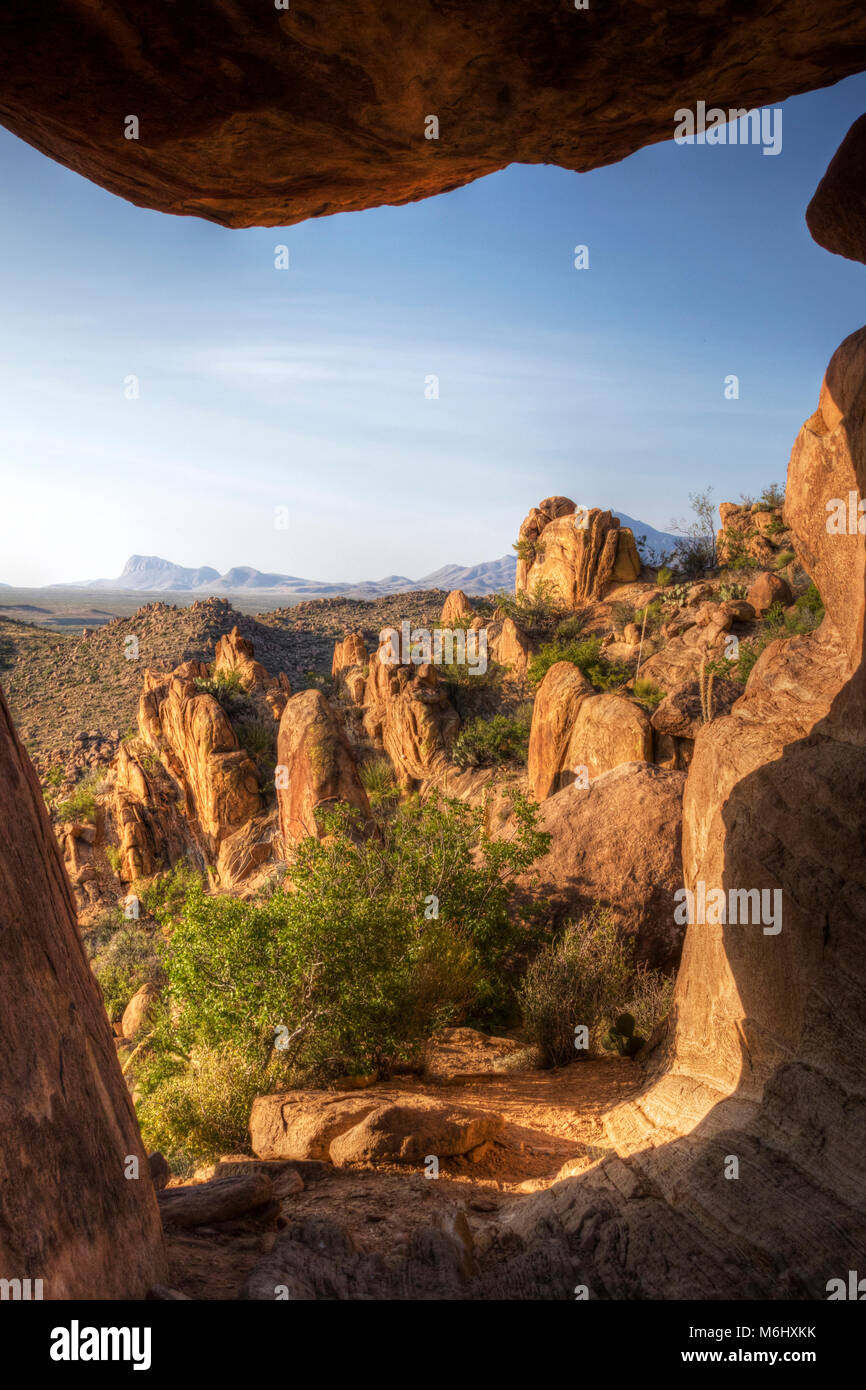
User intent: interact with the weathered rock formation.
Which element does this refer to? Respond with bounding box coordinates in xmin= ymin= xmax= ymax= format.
xmin=716 ymin=499 xmax=792 ymax=569
xmin=277 ymin=688 xmax=372 ymax=847
xmin=331 ymin=632 xmax=368 ymax=704
xmin=484 ymin=616 xmax=532 ymax=676
xmin=528 ymin=663 xmax=652 ymax=800
xmin=363 ymin=631 xmax=460 ymax=789
xmin=250 ymin=1089 xmax=503 ymax=1165
xmin=516 ymin=762 xmax=687 ymax=971
xmin=214 ymin=625 xmax=291 ymax=719
xmin=500 ymin=325 xmax=866 ymax=1299
xmin=516 ymin=498 xmax=640 ymax=603
xmin=440 ymin=590 xmax=473 ymax=626
xmin=0 ymin=684 xmax=166 ymax=1297
xmin=2 ymin=4 xmax=865 ymax=228
xmin=806 ymin=112 xmax=866 ymax=266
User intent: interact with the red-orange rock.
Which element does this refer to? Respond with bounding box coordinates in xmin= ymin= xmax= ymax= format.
xmin=3 ymin=5 xmax=863 ymax=228
xmin=0 ymin=684 xmax=166 ymax=1297
xmin=277 ymin=688 xmax=371 ymax=847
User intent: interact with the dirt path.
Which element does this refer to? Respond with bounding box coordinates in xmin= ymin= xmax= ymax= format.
xmin=165 ymin=1050 xmax=642 ymax=1299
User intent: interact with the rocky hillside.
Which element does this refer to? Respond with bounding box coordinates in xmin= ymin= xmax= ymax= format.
xmin=1 ymin=590 xmax=446 ymax=772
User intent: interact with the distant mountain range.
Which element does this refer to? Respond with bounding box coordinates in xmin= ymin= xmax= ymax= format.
xmin=44 ymin=513 xmax=677 ymax=598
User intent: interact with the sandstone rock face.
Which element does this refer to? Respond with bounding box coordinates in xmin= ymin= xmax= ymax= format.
xmin=363 ymin=632 xmax=460 ymax=789
xmin=331 ymin=632 xmax=368 ymax=704
xmin=516 ymin=762 xmax=687 ymax=970
xmin=716 ymin=500 xmax=791 ymax=568
xmin=528 ymin=666 xmax=652 ymax=800
xmin=484 ymin=616 xmax=531 ymax=675
xmin=0 ymin=684 xmax=166 ymax=1297
xmin=569 ymin=694 xmax=653 ymax=780
xmin=551 ymin=329 xmax=866 ymax=1300
xmin=121 ymin=981 xmax=159 ymax=1041
xmin=517 ymin=499 xmax=639 ymax=603
xmin=138 ymin=663 xmax=261 ymax=842
xmin=527 ymin=661 xmax=593 ymax=800
xmin=440 ymin=590 xmax=473 ymax=625
xmin=807 ymin=113 xmax=866 ymax=266
xmin=277 ymin=688 xmax=371 ymax=847
xmin=651 ymin=678 xmax=743 ymax=742
xmin=2 ymin=4 xmax=865 ymax=228
xmin=250 ymin=1089 xmax=502 ymax=1165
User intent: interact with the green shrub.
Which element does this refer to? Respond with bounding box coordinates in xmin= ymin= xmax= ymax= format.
xmin=519 ymin=909 xmax=634 ymax=1066
xmin=105 ymin=845 xmax=123 ymax=874
xmin=601 ymin=1012 xmax=645 ymax=1058
xmin=492 ymin=579 xmax=568 ymax=631
xmin=54 ymin=768 xmax=107 ymax=823
xmin=774 ymin=550 xmax=795 ymax=570
xmin=632 ymin=678 xmax=665 ymax=710
xmin=655 ymin=566 xmax=673 ymax=588
xmin=760 ymin=482 xmax=786 ymax=510
xmin=554 ymin=608 xmax=592 ymax=641
xmin=795 ymin=582 xmax=824 ymax=621
xmin=136 ymin=1041 xmax=273 ymax=1168
xmin=452 ymin=707 xmax=532 ymax=768
xmin=194 ymin=669 xmax=250 ymax=715
xmin=91 ymin=920 xmax=164 ymax=1022
xmin=528 ymin=636 xmax=628 ymax=691
xmin=143 ymin=794 xmax=549 ymax=1105
xmin=358 ymin=755 xmax=399 ymax=808
xmin=519 ymin=910 xmax=674 ymax=1068
xmin=235 ymin=717 xmax=274 ymax=759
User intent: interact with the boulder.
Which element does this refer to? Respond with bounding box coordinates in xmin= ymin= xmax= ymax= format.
xmin=363 ymin=632 xmax=460 ymax=788
xmin=329 ymin=1098 xmax=503 ymax=1166
xmin=156 ymin=1174 xmax=275 ymax=1229
xmin=514 ymin=762 xmax=687 ymax=970
xmin=440 ymin=590 xmax=473 ymax=625
xmin=746 ymin=571 xmax=793 ymax=616
xmin=250 ymin=1088 xmax=502 ymax=1166
xmin=651 ymin=678 xmax=743 ymax=741
xmin=121 ymin=981 xmax=160 ymax=1041
xmin=484 ymin=616 xmax=531 ymax=675
xmin=527 ymin=661 xmax=593 ymax=800
xmin=276 ymin=688 xmax=371 ymax=847
xmin=528 ymin=668 xmax=652 ymax=800
xmin=331 ymin=632 xmax=367 ymax=678
xmin=807 ymin=112 xmax=866 ymax=266
xmin=516 ymin=500 xmax=636 ymax=603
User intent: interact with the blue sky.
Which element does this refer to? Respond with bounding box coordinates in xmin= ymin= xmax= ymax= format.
xmin=1 ymin=73 xmax=865 ymax=586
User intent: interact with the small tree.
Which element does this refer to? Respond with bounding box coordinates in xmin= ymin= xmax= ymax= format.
xmin=669 ymin=487 xmax=717 ymax=574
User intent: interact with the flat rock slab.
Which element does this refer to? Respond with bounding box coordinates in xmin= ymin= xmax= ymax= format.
xmin=157 ymin=1173 xmax=274 ymax=1229
xmin=250 ymin=1089 xmax=503 ymax=1166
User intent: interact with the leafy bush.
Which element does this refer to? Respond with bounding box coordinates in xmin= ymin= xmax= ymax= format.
xmin=358 ymin=755 xmax=399 ymax=808
xmin=91 ymin=920 xmax=164 ymax=1023
xmin=518 ymin=908 xmax=634 ymax=1066
xmin=528 ymin=636 xmax=628 ymax=691
xmin=760 ymin=482 xmax=786 ymax=509
xmin=633 ymin=599 xmax=664 ymax=639
xmin=452 ymin=707 xmax=532 ymax=768
xmin=655 ymin=566 xmax=673 ymax=588
xmin=54 ymin=768 xmax=108 ymax=823
xmin=774 ymin=550 xmax=795 ymax=570
xmin=632 ymin=677 xmax=665 ymax=710
xmin=234 ymin=717 xmax=274 ymax=759
xmin=492 ymin=579 xmax=568 ymax=631
xmin=795 ymin=582 xmax=824 ymax=621
xmin=519 ymin=910 xmax=674 ymax=1068
xmin=137 ymin=1041 xmax=273 ymax=1168
xmin=555 ymin=607 xmax=592 ymax=641
xmin=670 ymin=534 xmax=715 ymax=577
xmin=143 ymin=794 xmax=549 ymax=1107
xmin=194 ymin=669 xmax=251 ymax=715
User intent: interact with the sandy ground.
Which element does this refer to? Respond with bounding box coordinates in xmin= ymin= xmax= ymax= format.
xmin=164 ymin=1041 xmax=642 ymax=1299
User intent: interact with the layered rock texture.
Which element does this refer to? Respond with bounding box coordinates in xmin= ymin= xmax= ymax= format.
xmin=516 ymin=499 xmax=640 ymax=602
xmin=277 ymin=688 xmax=372 ymax=847
xmin=363 ymin=630 xmax=460 ymax=789
xmin=1 ymin=4 xmax=865 ymax=227
xmin=0 ymin=686 xmax=165 ymax=1297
